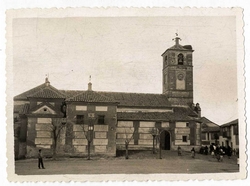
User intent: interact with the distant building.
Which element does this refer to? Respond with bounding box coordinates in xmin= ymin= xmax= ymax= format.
xmin=219 ymin=119 xmax=239 ymax=151
xmin=14 ymin=36 xmax=202 ymax=158
xmin=200 ymin=117 xmax=220 ymax=145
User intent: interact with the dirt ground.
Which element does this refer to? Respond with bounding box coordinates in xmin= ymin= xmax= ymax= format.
xmin=15 ymin=150 xmax=239 ymax=175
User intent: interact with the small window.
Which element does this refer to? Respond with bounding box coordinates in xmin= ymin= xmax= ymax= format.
xmin=201 ymin=133 xmax=206 ymax=140
xmin=234 ymin=125 xmax=238 ymax=135
xmin=164 ymin=74 xmax=168 ymax=84
xmin=182 ymin=136 xmax=187 ymax=142
xmin=164 ymin=56 xmax=168 ymax=66
xmin=178 ymin=53 xmax=184 ymax=65
xmin=98 ymin=115 xmax=105 ymax=124
xmin=186 ymin=122 xmax=189 ymax=127
xmin=76 ymin=115 xmax=84 ymax=124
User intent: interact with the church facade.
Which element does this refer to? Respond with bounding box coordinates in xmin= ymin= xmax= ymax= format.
xmin=14 ymin=37 xmax=202 ymax=158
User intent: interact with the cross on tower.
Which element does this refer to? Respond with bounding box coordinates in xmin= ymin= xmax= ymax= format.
xmin=172 ymin=33 xmax=181 ymax=45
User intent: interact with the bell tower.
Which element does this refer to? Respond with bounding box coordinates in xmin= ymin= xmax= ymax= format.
xmin=162 ymin=35 xmax=194 ymax=106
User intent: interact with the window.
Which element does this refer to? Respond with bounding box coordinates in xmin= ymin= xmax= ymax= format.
xmin=178 ymin=53 xmax=184 ymax=65
xmin=182 ymin=136 xmax=187 ymax=142
xmin=76 ymin=115 xmax=84 ymax=124
xmin=186 ymin=122 xmax=189 ymax=127
xmin=201 ymin=133 xmax=206 ymax=140
xmin=233 ymin=125 xmax=238 ymax=135
xmin=211 ymin=133 xmax=219 ymax=140
xmin=98 ymin=115 xmax=105 ymax=124
xmin=236 ymin=135 xmax=239 ymax=145
xmin=164 ymin=74 xmax=168 ymax=84
xmin=164 ymin=56 xmax=168 ymax=66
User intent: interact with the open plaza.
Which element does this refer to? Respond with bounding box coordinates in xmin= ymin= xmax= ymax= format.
xmin=15 ymin=150 xmax=239 ymax=175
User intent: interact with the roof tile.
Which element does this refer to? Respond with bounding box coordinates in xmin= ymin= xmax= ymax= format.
xmin=65 ymin=90 xmax=117 ymax=103
xmin=118 ymin=107 xmax=198 ymax=121
xmin=14 ymin=83 xmax=65 ymax=100
xmin=28 ymin=86 xmax=65 ymax=99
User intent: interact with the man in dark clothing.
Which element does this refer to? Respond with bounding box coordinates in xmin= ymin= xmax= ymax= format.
xmin=38 ymin=149 xmax=45 ymax=169
xmin=191 ymin=147 xmax=195 ymax=158
xmin=204 ymin=146 xmax=208 ymax=155
xmin=227 ymin=146 xmax=232 ymax=159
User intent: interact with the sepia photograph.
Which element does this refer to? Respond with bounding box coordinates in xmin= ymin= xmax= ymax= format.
xmin=5 ymin=7 xmax=245 ymax=181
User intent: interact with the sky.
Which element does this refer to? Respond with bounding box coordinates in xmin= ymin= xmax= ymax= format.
xmin=12 ymin=16 xmax=238 ymax=125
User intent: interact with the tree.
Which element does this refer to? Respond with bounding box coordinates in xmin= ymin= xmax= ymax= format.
xmin=124 ymin=127 xmax=135 ymax=159
xmin=78 ymin=115 xmax=96 ymax=160
xmin=51 ymin=118 xmax=67 ymax=159
xmin=149 ymin=128 xmax=158 ymax=154
xmin=156 ymin=128 xmax=164 ymax=159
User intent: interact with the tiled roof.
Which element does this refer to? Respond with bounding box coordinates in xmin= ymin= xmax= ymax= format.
xmin=60 ymin=90 xmax=84 ymax=99
xmin=65 ymin=90 xmax=118 ymax=103
xmin=162 ymin=44 xmax=193 ymax=56
xmin=200 ymin=117 xmax=220 ymax=132
xmin=168 ymin=44 xmax=190 ymax=51
xmin=14 ymin=82 xmax=65 ymax=100
xmin=61 ymin=90 xmax=172 ymax=107
xmin=28 ymin=86 xmax=65 ymax=99
xmin=118 ymin=106 xmax=198 ymax=121
xmin=100 ymin=92 xmax=172 ymax=107
xmin=221 ymin=119 xmax=238 ymax=127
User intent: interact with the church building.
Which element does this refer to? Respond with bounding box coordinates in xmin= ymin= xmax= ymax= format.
xmin=14 ymin=36 xmax=202 ymax=158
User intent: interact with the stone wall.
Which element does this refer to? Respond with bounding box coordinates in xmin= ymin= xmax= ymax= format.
xmin=162 ymin=50 xmax=194 ymax=106
xmin=26 ymin=117 xmax=67 ymax=158
xmin=116 ymin=120 xmax=201 ymax=151
xmin=72 ymin=124 xmax=110 ymax=155
xmin=66 ymin=103 xmax=117 ymax=156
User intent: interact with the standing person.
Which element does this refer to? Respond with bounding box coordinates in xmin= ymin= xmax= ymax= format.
xmin=177 ymin=146 xmax=182 ymax=156
xmin=38 ymin=149 xmax=45 ymax=169
xmin=227 ymin=146 xmax=232 ymax=159
xmin=191 ymin=147 xmax=195 ymax=158
xmin=209 ymin=144 xmax=213 ymax=154
xmin=204 ymin=146 xmax=208 ymax=155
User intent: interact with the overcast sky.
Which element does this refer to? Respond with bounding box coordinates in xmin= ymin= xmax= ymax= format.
xmin=12 ymin=16 xmax=237 ymax=125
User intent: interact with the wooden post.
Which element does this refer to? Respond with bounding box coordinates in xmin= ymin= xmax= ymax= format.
xmin=159 ymin=141 xmax=162 ymax=159
xmin=153 ymin=135 xmax=156 ymax=154
xmin=125 ymin=142 xmax=129 ymax=159
xmin=87 ymin=140 xmax=91 ymax=160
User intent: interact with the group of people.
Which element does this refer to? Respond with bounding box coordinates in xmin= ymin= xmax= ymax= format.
xmin=199 ymin=144 xmax=234 ymax=162
xmin=177 ymin=144 xmax=235 ymax=161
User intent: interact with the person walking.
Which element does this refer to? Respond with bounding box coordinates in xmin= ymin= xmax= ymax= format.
xmin=227 ymin=146 xmax=232 ymax=159
xmin=177 ymin=146 xmax=182 ymax=156
xmin=38 ymin=149 xmax=45 ymax=169
xmin=191 ymin=147 xmax=195 ymax=158
xmin=204 ymin=146 xmax=208 ymax=155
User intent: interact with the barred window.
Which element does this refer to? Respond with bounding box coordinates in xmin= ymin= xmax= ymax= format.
xmin=98 ymin=115 xmax=105 ymax=124
xmin=76 ymin=115 xmax=84 ymax=124
xmin=182 ymin=136 xmax=187 ymax=142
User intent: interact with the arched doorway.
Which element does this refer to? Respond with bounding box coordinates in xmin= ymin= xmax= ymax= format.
xmin=160 ymin=130 xmax=171 ymax=150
